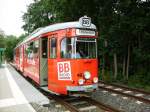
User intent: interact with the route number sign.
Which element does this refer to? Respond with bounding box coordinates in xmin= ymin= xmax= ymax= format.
xmin=79 ymin=16 xmax=91 ymax=27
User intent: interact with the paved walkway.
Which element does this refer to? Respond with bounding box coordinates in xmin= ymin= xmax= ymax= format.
xmin=0 ymin=63 xmax=49 ymax=112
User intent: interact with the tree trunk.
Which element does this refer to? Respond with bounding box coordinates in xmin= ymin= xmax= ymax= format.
xmin=102 ymin=66 xmax=105 ymax=80
xmin=102 ymin=56 xmax=105 ymax=80
xmin=113 ymin=53 xmax=118 ymax=79
xmin=138 ymin=34 xmax=141 ymax=49
xmin=126 ymin=45 xmax=130 ymax=80
xmin=122 ymin=55 xmax=126 ymax=78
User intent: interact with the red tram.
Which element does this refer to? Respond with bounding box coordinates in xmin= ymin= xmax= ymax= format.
xmin=14 ymin=16 xmax=98 ymax=95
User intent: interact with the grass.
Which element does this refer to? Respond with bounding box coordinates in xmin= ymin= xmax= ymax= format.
xmin=99 ymin=69 xmax=150 ymax=92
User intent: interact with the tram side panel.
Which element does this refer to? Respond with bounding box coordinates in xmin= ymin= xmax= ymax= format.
xmin=47 ymin=30 xmax=68 ymax=94
xmin=14 ymin=48 xmax=20 ymax=70
xmin=19 ymin=45 xmax=24 ymax=72
xmin=23 ymin=39 xmax=40 ymax=84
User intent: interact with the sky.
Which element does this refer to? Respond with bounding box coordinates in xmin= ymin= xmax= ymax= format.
xmin=0 ymin=0 xmax=33 ymax=36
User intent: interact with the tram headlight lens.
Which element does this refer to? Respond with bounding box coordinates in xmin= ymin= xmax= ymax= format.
xmin=93 ymin=77 xmax=98 ymax=83
xmin=78 ymin=79 xmax=84 ymax=85
xmin=84 ymin=71 xmax=91 ymax=79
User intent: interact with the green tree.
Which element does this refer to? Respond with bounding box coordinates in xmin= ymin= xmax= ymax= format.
xmin=4 ymin=35 xmax=18 ymax=61
xmin=0 ymin=36 xmax=5 ymax=48
xmin=22 ymin=0 xmax=150 ymax=90
xmin=0 ymin=29 xmax=5 ymax=48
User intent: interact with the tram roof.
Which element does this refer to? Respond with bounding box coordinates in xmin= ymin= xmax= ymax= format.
xmin=16 ymin=21 xmax=96 ymax=48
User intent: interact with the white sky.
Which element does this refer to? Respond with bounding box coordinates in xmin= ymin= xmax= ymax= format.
xmin=0 ymin=0 xmax=33 ymax=36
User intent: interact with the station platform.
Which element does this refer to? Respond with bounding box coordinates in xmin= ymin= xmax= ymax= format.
xmin=0 ymin=63 xmax=49 ymax=112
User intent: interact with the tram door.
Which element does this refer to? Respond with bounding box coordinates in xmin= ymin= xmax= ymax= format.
xmin=40 ymin=37 xmax=48 ymax=86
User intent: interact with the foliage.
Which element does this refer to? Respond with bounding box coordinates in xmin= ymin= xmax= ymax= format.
xmin=21 ymin=0 xmax=150 ymax=90
xmin=7 ymin=34 xmax=26 ymax=61
xmin=4 ymin=35 xmax=18 ymax=61
xmin=0 ymin=35 xmax=5 ymax=48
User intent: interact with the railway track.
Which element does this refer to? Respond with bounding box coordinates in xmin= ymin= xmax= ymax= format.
xmin=42 ymin=90 xmax=122 ymax=112
xmin=99 ymin=81 xmax=150 ymax=104
xmin=10 ymin=64 xmax=122 ymax=112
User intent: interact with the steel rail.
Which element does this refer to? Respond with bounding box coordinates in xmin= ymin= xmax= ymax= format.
xmin=40 ymin=89 xmax=80 ymax=112
xmin=99 ymin=85 xmax=150 ymax=104
xmin=82 ymin=97 xmax=123 ymax=112
xmin=99 ymin=80 xmax=150 ymax=95
xmin=10 ymin=64 xmax=124 ymax=112
xmin=48 ymin=94 xmax=80 ymax=112
xmin=42 ymin=91 xmax=122 ymax=112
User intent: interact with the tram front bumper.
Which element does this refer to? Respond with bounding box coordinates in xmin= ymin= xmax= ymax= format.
xmin=66 ymin=84 xmax=98 ymax=92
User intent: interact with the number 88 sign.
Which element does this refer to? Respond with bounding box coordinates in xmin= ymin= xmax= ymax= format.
xmin=57 ymin=61 xmax=72 ymax=80
xmin=79 ymin=16 xmax=91 ymax=27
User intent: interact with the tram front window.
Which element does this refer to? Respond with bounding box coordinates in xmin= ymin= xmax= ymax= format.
xmin=76 ymin=38 xmax=97 ymax=59
xmin=61 ymin=38 xmax=75 ymax=58
xmin=61 ymin=37 xmax=97 ymax=59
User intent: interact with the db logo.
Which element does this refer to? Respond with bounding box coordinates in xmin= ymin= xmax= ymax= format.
xmin=57 ymin=61 xmax=72 ymax=80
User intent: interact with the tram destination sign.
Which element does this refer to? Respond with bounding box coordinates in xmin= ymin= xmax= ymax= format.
xmin=76 ymin=29 xmax=96 ymax=36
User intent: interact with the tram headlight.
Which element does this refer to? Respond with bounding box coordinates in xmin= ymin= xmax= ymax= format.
xmin=78 ymin=79 xmax=84 ymax=85
xmin=93 ymin=77 xmax=98 ymax=83
xmin=84 ymin=71 xmax=91 ymax=79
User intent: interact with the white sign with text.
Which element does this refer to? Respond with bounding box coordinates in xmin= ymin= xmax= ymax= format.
xmin=57 ymin=61 xmax=72 ymax=80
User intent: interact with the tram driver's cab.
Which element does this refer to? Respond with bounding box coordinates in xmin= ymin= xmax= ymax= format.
xmin=47 ymin=16 xmax=98 ymax=95
xmin=61 ymin=37 xmax=97 ymax=59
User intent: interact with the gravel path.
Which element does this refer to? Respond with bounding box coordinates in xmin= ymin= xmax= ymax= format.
xmin=91 ymin=88 xmax=150 ymax=112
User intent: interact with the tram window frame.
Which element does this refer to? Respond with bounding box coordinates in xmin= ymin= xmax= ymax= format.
xmin=26 ymin=42 xmax=34 ymax=59
xmin=49 ymin=37 xmax=57 ymax=59
xmin=33 ymin=40 xmax=39 ymax=58
xmin=25 ymin=41 xmax=39 ymax=59
xmin=42 ymin=38 xmax=48 ymax=58
xmin=27 ymin=41 xmax=34 ymax=59
xmin=60 ymin=37 xmax=97 ymax=59
xmin=76 ymin=38 xmax=97 ymax=59
xmin=60 ymin=37 xmax=76 ymax=59
xmin=25 ymin=43 xmax=30 ymax=58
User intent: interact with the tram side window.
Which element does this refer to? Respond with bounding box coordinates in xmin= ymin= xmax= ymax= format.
xmin=25 ymin=41 xmax=39 ymax=59
xmin=26 ymin=42 xmax=34 ymax=59
xmin=20 ymin=47 xmax=22 ymax=59
xmin=42 ymin=39 xmax=48 ymax=58
xmin=50 ymin=38 xmax=56 ymax=58
xmin=33 ymin=40 xmax=39 ymax=58
xmin=25 ymin=44 xmax=28 ymax=58
xmin=25 ymin=44 xmax=30 ymax=58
